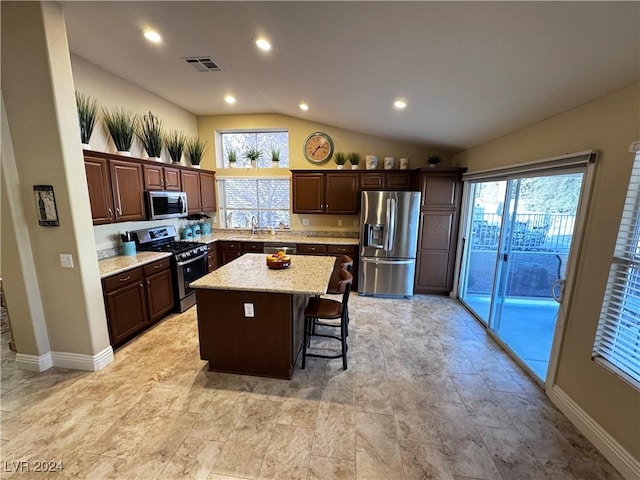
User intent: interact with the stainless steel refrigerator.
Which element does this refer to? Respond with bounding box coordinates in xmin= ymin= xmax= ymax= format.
xmin=358 ymin=190 xmax=421 ymax=297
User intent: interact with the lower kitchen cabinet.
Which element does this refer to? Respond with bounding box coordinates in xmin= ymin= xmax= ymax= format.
xmin=207 ymin=243 xmax=219 ymax=272
xmin=102 ymin=258 xmax=174 ymax=347
xmin=218 ymin=241 xmax=264 ymax=267
xmin=297 ymin=243 xmax=359 ymax=288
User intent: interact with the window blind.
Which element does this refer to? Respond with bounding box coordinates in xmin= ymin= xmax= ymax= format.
xmin=592 ymin=148 xmax=640 ymax=386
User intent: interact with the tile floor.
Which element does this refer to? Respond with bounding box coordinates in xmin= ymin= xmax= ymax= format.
xmin=0 ymin=294 xmax=623 ymax=480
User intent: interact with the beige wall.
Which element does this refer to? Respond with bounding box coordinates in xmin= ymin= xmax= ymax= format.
xmin=455 ymin=83 xmax=640 ymax=461
xmin=71 ymin=54 xmax=198 ymax=163
xmin=1 ymin=2 xmax=110 ymax=359
xmin=198 ymin=113 xmax=444 ymax=231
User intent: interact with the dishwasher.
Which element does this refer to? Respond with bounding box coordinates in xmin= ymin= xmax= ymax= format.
xmin=263 ymin=243 xmax=297 ymax=256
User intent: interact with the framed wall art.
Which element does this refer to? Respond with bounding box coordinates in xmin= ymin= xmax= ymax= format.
xmin=33 ymin=185 xmax=59 ymax=227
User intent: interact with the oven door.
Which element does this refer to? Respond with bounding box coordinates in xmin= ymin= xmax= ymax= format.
xmin=176 ymin=253 xmax=208 ymax=299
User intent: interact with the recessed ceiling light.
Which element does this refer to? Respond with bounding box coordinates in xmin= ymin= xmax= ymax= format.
xmin=394 ymin=99 xmax=407 ymax=109
xmin=224 ymin=95 xmax=236 ymax=104
xmin=254 ymin=37 xmax=272 ymax=51
xmin=143 ymin=30 xmax=162 ymax=44
xmin=299 ymin=103 xmax=309 ymax=111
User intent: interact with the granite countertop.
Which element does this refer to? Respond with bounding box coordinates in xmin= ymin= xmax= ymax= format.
xmin=197 ymin=231 xmax=359 ymax=246
xmin=98 ymin=251 xmax=172 ymax=278
xmin=190 ymin=253 xmax=336 ymax=295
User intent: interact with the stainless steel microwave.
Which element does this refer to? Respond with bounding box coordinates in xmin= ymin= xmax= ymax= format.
xmin=145 ymin=191 xmax=188 ymax=220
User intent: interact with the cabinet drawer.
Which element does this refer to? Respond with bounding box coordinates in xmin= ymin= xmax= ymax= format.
xmin=241 ymin=242 xmax=263 ymax=252
xmin=328 ymin=245 xmax=358 ymax=255
xmin=143 ymin=258 xmax=171 ymax=276
xmin=103 ymin=267 xmax=144 ymax=292
xmin=297 ymin=244 xmax=328 ymax=255
xmin=221 ymin=242 xmax=241 ymax=250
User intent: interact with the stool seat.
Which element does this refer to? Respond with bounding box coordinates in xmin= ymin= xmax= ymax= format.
xmin=305 ymin=297 xmax=342 ymax=320
xmin=326 ymin=255 xmax=354 ymax=295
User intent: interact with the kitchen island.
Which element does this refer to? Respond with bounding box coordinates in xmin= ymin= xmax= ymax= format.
xmin=190 ymin=253 xmax=336 ymax=379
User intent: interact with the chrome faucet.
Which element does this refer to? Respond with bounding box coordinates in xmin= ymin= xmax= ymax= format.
xmin=251 ymin=215 xmax=258 ymax=235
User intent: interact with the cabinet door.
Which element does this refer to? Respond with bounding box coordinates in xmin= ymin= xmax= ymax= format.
xmin=164 ymin=167 xmax=181 ymax=191
xmin=386 ymin=172 xmax=414 ymax=190
xmin=325 ymin=173 xmax=359 ymax=214
xmin=103 ymin=270 xmax=147 ymax=346
xmin=199 ymin=170 xmax=216 ymax=211
xmin=292 ymin=173 xmax=324 ymax=213
xmin=145 ymin=268 xmax=175 ymax=322
xmin=207 ymin=243 xmax=219 ymax=272
xmin=181 ymin=170 xmax=202 ymax=214
xmin=143 ymin=164 xmax=164 ymax=190
xmin=241 ymin=242 xmax=263 ymax=253
xmin=84 ymin=156 xmax=114 ymax=225
xmin=421 ymin=174 xmax=459 ymax=209
xmin=219 ymin=241 xmax=242 ymax=266
xmin=109 ymin=160 xmax=145 ymax=222
xmin=360 ymin=173 xmax=384 ymax=190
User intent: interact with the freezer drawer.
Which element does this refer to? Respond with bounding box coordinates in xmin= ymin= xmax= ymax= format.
xmin=358 ymin=257 xmax=416 ymax=297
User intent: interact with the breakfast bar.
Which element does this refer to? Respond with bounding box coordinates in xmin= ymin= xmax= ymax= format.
xmin=190 ymin=253 xmax=336 ymax=379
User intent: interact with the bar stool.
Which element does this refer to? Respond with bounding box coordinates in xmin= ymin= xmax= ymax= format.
xmin=302 ymin=269 xmax=352 ymax=370
xmin=315 ymin=255 xmax=353 ymax=336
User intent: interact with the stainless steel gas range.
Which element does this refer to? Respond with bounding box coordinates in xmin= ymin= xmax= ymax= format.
xmin=132 ymin=225 xmax=208 ymax=312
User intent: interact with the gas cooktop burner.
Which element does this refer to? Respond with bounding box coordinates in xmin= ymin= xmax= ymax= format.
xmin=132 ymin=225 xmax=208 ymax=262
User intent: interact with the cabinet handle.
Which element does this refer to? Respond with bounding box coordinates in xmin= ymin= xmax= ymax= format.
xmin=153 ymin=265 xmax=161 ymax=269
xmin=146 ymin=279 xmax=151 ymax=286
xmin=108 ymin=208 xmax=113 ymax=218
xmin=116 ymin=207 xmax=122 ymax=216
xmin=139 ymin=283 xmax=144 ymax=289
xmin=119 ymin=276 xmax=131 ymax=282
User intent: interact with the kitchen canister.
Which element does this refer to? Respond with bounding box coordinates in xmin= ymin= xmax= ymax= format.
xmin=181 ymin=225 xmax=193 ymax=240
xmin=192 ymin=223 xmax=201 ymax=238
xmin=365 ymin=155 xmax=378 ymax=170
xmin=122 ymin=241 xmax=136 ymax=256
xmin=400 ymin=158 xmax=409 ymax=170
xmin=201 ymin=222 xmax=212 ymax=235
xmin=384 ymin=157 xmax=395 ymax=170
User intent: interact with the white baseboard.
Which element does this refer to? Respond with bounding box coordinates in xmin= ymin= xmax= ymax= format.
xmin=15 ymin=351 xmax=53 ymax=372
xmin=51 ymin=346 xmax=114 ymax=371
xmin=16 ymin=346 xmax=113 ymax=372
xmin=549 ymin=385 xmax=640 ymax=480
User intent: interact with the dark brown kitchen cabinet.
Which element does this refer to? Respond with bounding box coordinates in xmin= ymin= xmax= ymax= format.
xmin=181 ymin=170 xmax=201 ymax=214
xmin=207 ymin=243 xmax=219 ymax=272
xmin=109 ymin=159 xmax=146 ymax=222
xmin=84 ymin=156 xmax=115 ymax=225
xmin=218 ymin=241 xmax=263 ymax=266
xmin=143 ymin=164 xmax=181 ymax=191
xmin=103 ymin=267 xmax=148 ymax=347
xmin=414 ymin=167 xmax=466 ymax=294
xmin=103 ymin=258 xmax=174 ymax=347
xmin=291 ymin=171 xmax=359 ymax=214
xmin=200 ymin=170 xmax=216 ymax=211
xmin=181 ymin=169 xmax=217 ymax=213
xmin=360 ymin=172 xmax=415 ymax=191
xmin=143 ymin=258 xmax=174 ymax=322
xmin=296 ymin=244 xmax=328 ymax=255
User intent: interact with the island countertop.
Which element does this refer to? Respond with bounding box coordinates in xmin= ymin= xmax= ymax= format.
xmin=190 ymin=253 xmax=336 ymax=295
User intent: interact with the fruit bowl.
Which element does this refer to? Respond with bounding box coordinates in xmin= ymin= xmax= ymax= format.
xmin=266 ymin=253 xmax=291 ymax=269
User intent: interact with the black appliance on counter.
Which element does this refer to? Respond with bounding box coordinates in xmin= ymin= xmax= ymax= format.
xmin=132 ymin=225 xmax=208 ymax=312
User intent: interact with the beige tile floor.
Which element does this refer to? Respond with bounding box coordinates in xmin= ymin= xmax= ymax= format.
xmin=0 ymin=294 xmax=623 ymax=480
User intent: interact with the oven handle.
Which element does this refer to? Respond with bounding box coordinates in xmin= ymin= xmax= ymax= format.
xmin=176 ymin=252 xmax=207 ymax=267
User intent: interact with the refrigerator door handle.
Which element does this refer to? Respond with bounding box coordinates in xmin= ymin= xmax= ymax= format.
xmin=383 ymin=199 xmax=391 ymax=251
xmin=387 ymin=197 xmax=397 ymax=251
xmin=362 ymin=257 xmax=413 ymax=265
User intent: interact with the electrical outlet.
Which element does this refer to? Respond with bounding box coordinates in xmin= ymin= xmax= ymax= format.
xmin=59 ymin=253 xmax=74 ymax=268
xmin=243 ymin=303 xmax=255 ymax=317
xmin=338 ymin=219 xmax=343 ymax=227
xmin=302 ymin=218 xmax=309 ymax=226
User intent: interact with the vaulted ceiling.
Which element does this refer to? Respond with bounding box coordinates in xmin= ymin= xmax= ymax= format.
xmin=62 ymin=1 xmax=639 ymax=152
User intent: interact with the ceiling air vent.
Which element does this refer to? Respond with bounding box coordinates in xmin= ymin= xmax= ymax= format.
xmin=183 ymin=57 xmax=221 ymax=72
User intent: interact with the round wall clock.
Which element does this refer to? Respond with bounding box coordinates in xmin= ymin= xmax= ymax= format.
xmin=303 ymin=131 xmax=334 ymax=164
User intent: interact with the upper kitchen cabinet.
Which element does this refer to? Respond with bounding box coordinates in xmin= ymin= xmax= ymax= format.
xmin=181 ymin=169 xmax=217 ymax=214
xmin=291 ymin=171 xmax=359 ymax=215
xmin=84 ymin=155 xmax=115 ymax=225
xmin=109 ymin=159 xmax=146 ymax=222
xmin=143 ymin=164 xmax=181 ymax=191
xmin=360 ymin=171 xmax=417 ymax=191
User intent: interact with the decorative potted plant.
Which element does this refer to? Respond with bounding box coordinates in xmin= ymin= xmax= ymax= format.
xmin=186 ymin=137 xmax=208 ymax=168
xmin=334 ymin=152 xmax=347 ymax=170
xmin=75 ymin=91 xmax=98 ymax=149
xmin=427 ymin=154 xmax=442 ymax=167
xmin=348 ymin=152 xmax=361 ymax=170
xmin=102 ymin=107 xmax=138 ymax=155
xmin=228 ymin=148 xmax=237 ymax=168
xmin=137 ymin=112 xmax=164 ymax=161
xmin=271 ymin=146 xmax=280 ymax=168
xmin=244 ymin=147 xmax=262 ymax=168
xmin=165 ymin=130 xmax=186 ymax=164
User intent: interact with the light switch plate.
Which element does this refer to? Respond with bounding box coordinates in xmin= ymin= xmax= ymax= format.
xmin=243 ymin=303 xmax=255 ymax=317
xmin=59 ymin=253 xmax=74 ymax=268
xmin=302 ymin=218 xmax=309 ymax=226
xmin=338 ymin=219 xmax=343 ymax=226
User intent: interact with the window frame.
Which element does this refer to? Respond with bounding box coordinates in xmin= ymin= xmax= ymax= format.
xmin=215 ymin=128 xmax=289 ymax=169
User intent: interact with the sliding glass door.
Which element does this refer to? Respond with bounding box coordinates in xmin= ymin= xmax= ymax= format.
xmin=459 ymin=172 xmax=585 ymax=381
